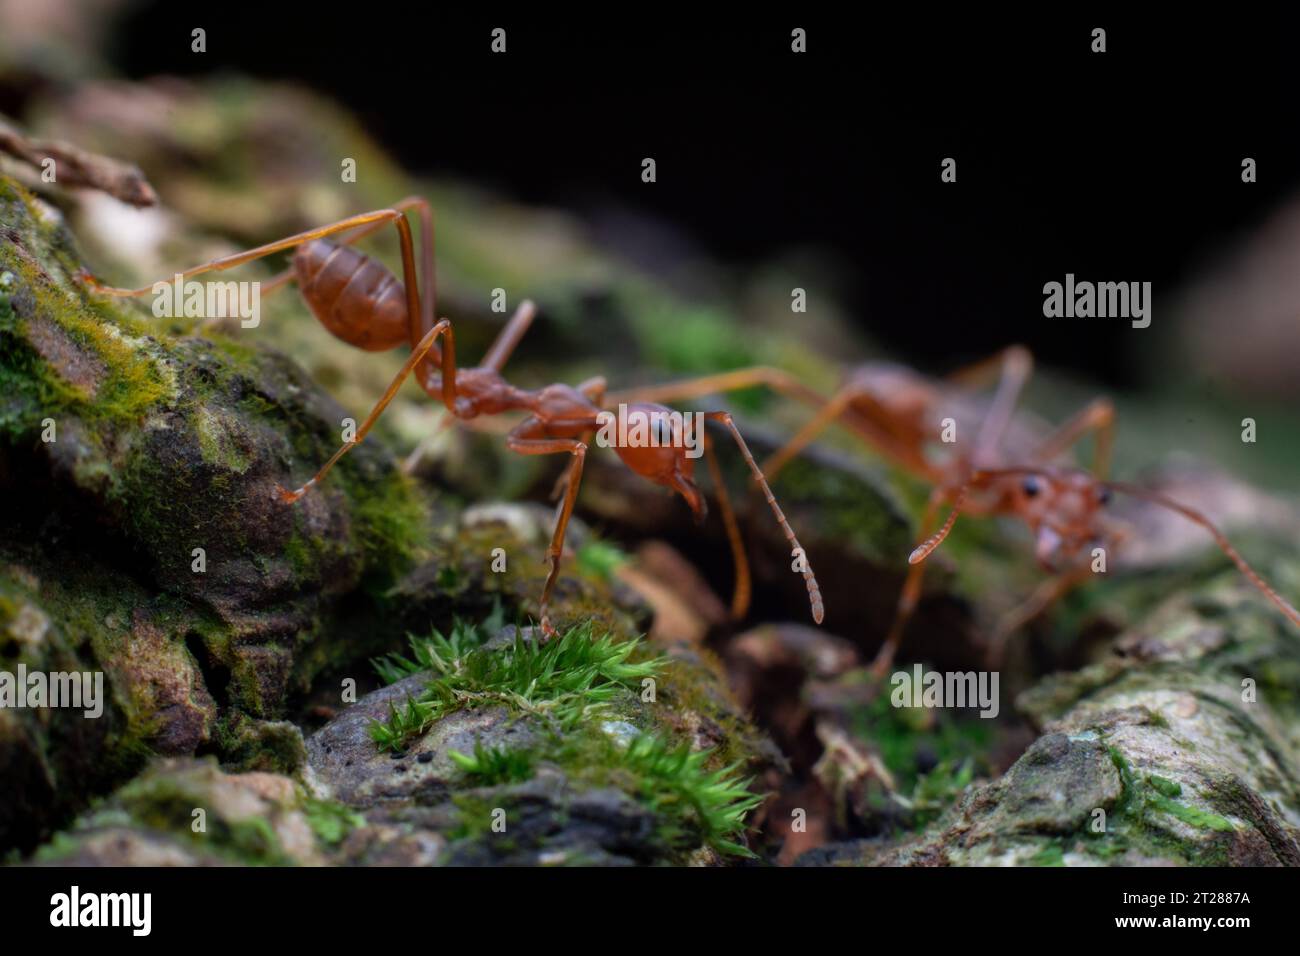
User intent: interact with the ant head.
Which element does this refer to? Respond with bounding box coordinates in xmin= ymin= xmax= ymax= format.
xmin=914 ymin=468 xmax=1299 ymax=632
xmin=608 ymin=403 xmax=707 ymax=520
xmin=990 ymin=467 xmax=1114 ymax=571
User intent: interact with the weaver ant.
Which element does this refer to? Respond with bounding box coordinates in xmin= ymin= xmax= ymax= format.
xmin=80 ymin=199 xmax=824 ymax=636
xmin=608 ymin=346 xmax=1300 ymax=671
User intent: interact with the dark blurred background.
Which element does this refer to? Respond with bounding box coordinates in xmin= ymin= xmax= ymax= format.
xmin=78 ymin=6 xmax=1298 ymax=387
xmin=2 ymin=4 xmax=1298 ymax=394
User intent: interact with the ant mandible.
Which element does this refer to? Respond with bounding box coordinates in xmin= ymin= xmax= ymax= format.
xmin=81 ymin=199 xmax=824 ymax=637
xmin=608 ymin=347 xmax=1300 ymax=671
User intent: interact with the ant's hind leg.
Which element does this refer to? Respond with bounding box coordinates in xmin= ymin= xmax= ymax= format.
xmin=81 ymin=208 xmax=426 ymax=353
xmin=276 ymin=320 xmax=451 ymax=503
xmin=260 ymin=197 xmax=435 ymax=310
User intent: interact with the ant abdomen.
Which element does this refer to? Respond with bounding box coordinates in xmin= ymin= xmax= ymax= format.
xmin=293 ymin=239 xmax=408 ymax=351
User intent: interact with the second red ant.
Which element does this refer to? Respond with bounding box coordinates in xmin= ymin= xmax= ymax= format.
xmin=610 ymin=347 xmax=1300 ymax=671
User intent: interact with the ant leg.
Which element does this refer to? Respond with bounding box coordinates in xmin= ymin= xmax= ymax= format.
xmin=550 ymin=377 xmax=606 ymax=501
xmin=609 ymin=368 xmax=932 ymax=482
xmin=701 ymin=431 xmax=752 ymax=620
xmin=969 ymin=347 xmax=1033 ymax=465
xmin=400 ymin=407 xmax=516 ymax=476
xmin=1106 ymin=481 xmax=1300 ymax=628
xmin=391 ymin=197 xmax=436 ymax=335
xmin=702 ymin=411 xmax=823 ymax=624
xmin=870 ymin=487 xmax=946 ymax=676
xmin=284 ymin=195 xmax=436 ymax=330
xmin=82 ymin=208 xmax=425 ymax=354
xmin=605 ymin=366 xmax=828 ymax=410
xmin=985 ymin=566 xmax=1092 ymax=668
xmin=276 ymin=319 xmax=451 ymax=502
xmin=946 ymin=345 xmax=1033 ymax=391
xmin=1033 ymin=397 xmax=1116 ymax=478
xmin=407 ymin=310 xmax=553 ymax=479
xmin=506 ymin=419 xmax=588 ymax=638
xmin=758 ymin=381 xmax=932 ymax=483
xmin=482 ymin=300 xmax=539 ymax=372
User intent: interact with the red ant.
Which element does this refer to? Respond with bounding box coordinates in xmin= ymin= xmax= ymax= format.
xmin=608 ymin=347 xmax=1300 ymax=671
xmin=80 ymin=199 xmax=824 ymax=636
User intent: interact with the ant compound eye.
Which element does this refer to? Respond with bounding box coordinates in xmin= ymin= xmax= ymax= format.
xmin=1022 ymin=476 xmax=1041 ymax=498
xmin=1098 ymin=487 xmax=1113 ymax=506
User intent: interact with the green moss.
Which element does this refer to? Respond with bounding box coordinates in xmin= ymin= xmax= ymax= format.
xmin=371 ymin=618 xmax=663 ymax=750
xmin=1093 ymin=745 xmax=1237 ymax=864
xmin=575 ymin=538 xmax=629 ymax=582
xmin=586 ymin=732 xmax=762 ymax=858
xmin=448 ymin=729 xmax=762 ymax=859
xmin=1029 ymin=842 xmax=1066 ymax=866
xmin=345 ymin=469 xmax=428 ymax=585
xmin=194 ymin=407 xmax=253 ymax=472
xmin=0 ymin=206 xmax=170 ymax=434
xmin=1147 ymin=796 xmax=1235 ymax=832
xmin=1147 ymin=774 xmax=1182 ymax=798
xmin=449 ymin=742 xmax=537 ymax=786
xmin=377 ymin=609 xmax=765 ymax=859
xmin=302 ymin=798 xmax=365 ymax=846
xmin=111 ymin=766 xmax=294 ymax=865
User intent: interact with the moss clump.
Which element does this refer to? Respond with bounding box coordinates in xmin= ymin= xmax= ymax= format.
xmin=1096 ymin=746 xmax=1237 ymax=863
xmin=373 ymin=610 xmax=766 ymax=859
xmin=0 ymin=194 xmax=171 ymax=436
xmin=344 ymin=468 xmax=428 ymax=586
xmin=575 ymin=538 xmax=629 ymax=582
xmin=301 ymin=798 xmax=365 ymax=846
xmin=1029 ymin=842 xmax=1066 ymax=866
xmin=1146 ymin=774 xmax=1182 ymax=798
xmin=370 ymin=615 xmax=662 ymax=751
xmin=108 ymin=766 xmax=294 ymax=865
xmin=604 ymin=733 xmax=762 ymax=857
xmin=448 ymin=731 xmax=762 ymax=859
xmin=1146 ymin=796 xmax=1235 ymax=832
xmin=449 ymin=742 xmax=537 ymax=786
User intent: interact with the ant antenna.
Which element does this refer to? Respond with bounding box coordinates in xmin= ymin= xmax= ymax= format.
xmin=1104 ymin=481 xmax=1300 ymax=629
xmin=909 ymin=466 xmax=1058 ymax=565
xmin=909 ymin=483 xmax=972 ymax=564
xmin=705 ymin=412 xmax=824 ymax=624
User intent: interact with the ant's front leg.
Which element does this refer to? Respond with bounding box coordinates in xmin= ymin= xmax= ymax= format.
xmin=505 ymin=418 xmax=589 ymax=639
xmin=549 ymin=377 xmax=606 ymax=501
